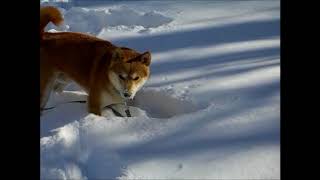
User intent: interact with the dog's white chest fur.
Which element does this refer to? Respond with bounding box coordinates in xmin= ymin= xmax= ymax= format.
xmin=100 ymin=90 xmax=123 ymax=108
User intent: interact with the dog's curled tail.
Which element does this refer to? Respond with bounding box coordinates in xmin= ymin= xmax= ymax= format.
xmin=40 ymin=6 xmax=63 ymax=39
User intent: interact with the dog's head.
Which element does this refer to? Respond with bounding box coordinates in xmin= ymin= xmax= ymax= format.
xmin=107 ymin=48 xmax=151 ymax=99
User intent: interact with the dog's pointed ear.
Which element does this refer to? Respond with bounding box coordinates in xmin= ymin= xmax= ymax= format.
xmin=112 ymin=48 xmax=124 ymax=61
xmin=140 ymin=51 xmax=151 ymax=66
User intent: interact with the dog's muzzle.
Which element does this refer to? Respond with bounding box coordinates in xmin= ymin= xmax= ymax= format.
xmin=122 ymin=90 xmax=132 ymax=99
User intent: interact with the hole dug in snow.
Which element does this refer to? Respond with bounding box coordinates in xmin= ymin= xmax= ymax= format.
xmin=131 ymin=88 xmax=199 ymax=118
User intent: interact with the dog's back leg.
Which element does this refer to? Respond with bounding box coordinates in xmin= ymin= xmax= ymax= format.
xmin=40 ymin=64 xmax=56 ymax=113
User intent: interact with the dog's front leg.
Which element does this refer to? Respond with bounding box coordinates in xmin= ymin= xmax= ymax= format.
xmin=88 ymin=88 xmax=102 ymax=116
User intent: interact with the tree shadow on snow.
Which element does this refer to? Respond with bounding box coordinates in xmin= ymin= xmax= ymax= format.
xmin=149 ymin=48 xmax=279 ymax=87
xmin=113 ymin=19 xmax=280 ymax=54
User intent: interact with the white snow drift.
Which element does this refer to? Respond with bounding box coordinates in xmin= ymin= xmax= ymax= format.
xmin=41 ymin=1 xmax=280 ymax=179
xmin=45 ymin=5 xmax=173 ymax=35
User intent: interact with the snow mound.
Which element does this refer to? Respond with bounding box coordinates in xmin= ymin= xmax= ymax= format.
xmin=41 ymin=87 xmax=201 ymax=137
xmin=40 ymin=87 xmax=205 ymax=180
xmin=46 ymin=6 xmax=173 ymax=35
xmin=105 ymin=7 xmax=173 ymax=28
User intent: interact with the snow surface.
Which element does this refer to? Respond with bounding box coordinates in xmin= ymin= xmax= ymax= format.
xmin=41 ymin=1 xmax=280 ymax=179
xmin=44 ymin=5 xmax=173 ymax=35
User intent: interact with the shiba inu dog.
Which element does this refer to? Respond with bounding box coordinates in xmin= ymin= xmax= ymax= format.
xmin=40 ymin=6 xmax=151 ymax=116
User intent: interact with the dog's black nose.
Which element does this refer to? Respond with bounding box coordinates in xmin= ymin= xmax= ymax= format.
xmin=123 ymin=92 xmax=130 ymax=98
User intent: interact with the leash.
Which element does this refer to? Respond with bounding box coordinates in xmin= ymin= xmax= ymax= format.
xmin=41 ymin=100 xmax=87 ymax=111
xmin=41 ymin=100 xmax=131 ymax=117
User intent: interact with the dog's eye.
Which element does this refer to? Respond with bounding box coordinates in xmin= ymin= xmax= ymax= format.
xmin=119 ymin=75 xmax=125 ymax=80
xmin=133 ymin=77 xmax=140 ymax=81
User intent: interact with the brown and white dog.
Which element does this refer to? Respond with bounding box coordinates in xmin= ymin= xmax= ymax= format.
xmin=40 ymin=6 xmax=152 ymax=116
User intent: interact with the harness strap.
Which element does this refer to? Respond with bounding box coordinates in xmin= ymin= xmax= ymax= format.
xmin=125 ymin=109 xmax=132 ymax=117
xmin=102 ymin=105 xmax=124 ymax=117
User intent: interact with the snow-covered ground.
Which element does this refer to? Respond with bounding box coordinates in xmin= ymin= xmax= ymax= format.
xmin=41 ymin=1 xmax=280 ymax=179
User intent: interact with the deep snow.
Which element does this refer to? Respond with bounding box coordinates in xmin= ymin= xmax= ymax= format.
xmin=41 ymin=1 xmax=280 ymax=179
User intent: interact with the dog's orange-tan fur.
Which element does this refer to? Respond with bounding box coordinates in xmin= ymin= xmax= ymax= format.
xmin=40 ymin=6 xmax=151 ymax=116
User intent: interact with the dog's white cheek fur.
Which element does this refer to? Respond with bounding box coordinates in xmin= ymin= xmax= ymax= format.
xmin=131 ymin=78 xmax=147 ymax=98
xmin=108 ymin=71 xmax=123 ymax=93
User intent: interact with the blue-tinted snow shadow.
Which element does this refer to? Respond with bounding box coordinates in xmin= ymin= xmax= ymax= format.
xmin=151 ymin=47 xmax=279 ymax=75
xmin=40 ymin=103 xmax=88 ymax=138
xmin=148 ymin=47 xmax=280 ymax=87
xmin=113 ymin=19 xmax=280 ymax=54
